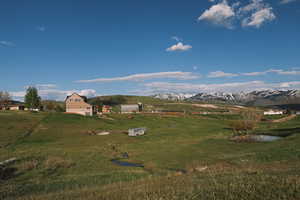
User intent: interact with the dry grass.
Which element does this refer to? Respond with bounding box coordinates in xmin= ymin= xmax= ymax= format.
xmin=21 ymin=160 xmax=39 ymax=171
xmin=44 ymin=156 xmax=74 ymax=170
xmin=13 ymin=168 xmax=300 ymax=200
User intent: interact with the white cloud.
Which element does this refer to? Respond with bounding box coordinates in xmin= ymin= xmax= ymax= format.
xmin=242 ymin=7 xmax=275 ymax=28
xmin=275 ymin=70 xmax=300 ymax=75
xmin=0 ymin=41 xmax=15 ymax=47
xmin=199 ymin=0 xmax=276 ymax=29
xmin=144 ymin=80 xmax=300 ymax=94
xmin=264 ymin=69 xmax=300 ymax=75
xmin=214 ymin=69 xmax=300 ymax=77
xmin=279 ymin=81 xmax=300 ymax=88
xmin=280 ymin=0 xmax=298 ymax=4
xmin=36 ymin=84 xmax=57 ymax=89
xmin=193 ymin=66 xmax=198 ymax=70
xmin=207 ymin=70 xmax=238 ymax=78
xmin=171 ymin=36 xmax=181 ymax=42
xmin=77 ymin=89 xmax=98 ymax=97
xmin=36 ymin=26 xmax=46 ymax=32
xmin=77 ymin=71 xmax=199 ymax=83
xmin=10 ymin=91 xmax=26 ymax=100
xmin=10 ymin=89 xmax=97 ymax=101
xmin=25 ymin=84 xmax=57 ymax=90
xmin=166 ymin=42 xmax=192 ymax=52
xmin=144 ymin=81 xmax=265 ymax=93
xmin=198 ymin=0 xmax=235 ymax=28
xmin=239 ymin=0 xmax=264 ymax=13
xmin=241 ymin=71 xmax=268 ymax=76
xmin=238 ymin=0 xmax=276 ymax=28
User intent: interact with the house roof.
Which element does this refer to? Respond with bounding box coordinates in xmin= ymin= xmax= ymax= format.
xmin=65 ymin=93 xmax=88 ymax=102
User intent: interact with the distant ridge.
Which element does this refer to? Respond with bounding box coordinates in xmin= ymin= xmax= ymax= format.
xmin=153 ymin=90 xmax=300 ymax=106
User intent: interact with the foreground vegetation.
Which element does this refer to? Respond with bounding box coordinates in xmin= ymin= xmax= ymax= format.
xmin=0 ymin=110 xmax=299 ymax=199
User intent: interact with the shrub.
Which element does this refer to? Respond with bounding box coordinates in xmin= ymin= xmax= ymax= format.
xmin=230 ymin=111 xmax=262 ymax=135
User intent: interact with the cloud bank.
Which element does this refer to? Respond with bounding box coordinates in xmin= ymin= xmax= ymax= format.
xmin=77 ymin=71 xmax=199 ymax=83
xmin=204 ymin=69 xmax=300 ymax=78
xmin=279 ymin=0 xmax=298 ymax=4
xmin=11 ymin=88 xmax=97 ymax=101
xmin=144 ymin=80 xmax=300 ymax=94
xmin=208 ymin=71 xmax=238 ymax=78
xmin=198 ymin=0 xmax=276 ymax=29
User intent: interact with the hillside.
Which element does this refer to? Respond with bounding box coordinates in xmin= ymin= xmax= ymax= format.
xmin=87 ymin=95 xmax=255 ymax=113
xmin=0 ymin=111 xmax=300 ymax=199
xmin=88 ymin=95 xmax=172 ymax=106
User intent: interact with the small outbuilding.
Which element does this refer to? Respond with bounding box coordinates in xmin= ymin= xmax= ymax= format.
xmin=264 ymin=110 xmax=284 ymax=115
xmin=121 ymin=103 xmax=143 ymax=113
xmin=102 ymin=105 xmax=112 ymax=113
xmin=8 ymin=105 xmax=25 ymax=111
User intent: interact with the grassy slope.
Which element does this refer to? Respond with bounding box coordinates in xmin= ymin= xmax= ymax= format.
xmin=0 ymin=111 xmax=299 ymax=199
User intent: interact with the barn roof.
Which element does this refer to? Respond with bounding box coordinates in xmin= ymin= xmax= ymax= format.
xmin=65 ymin=93 xmax=88 ymax=102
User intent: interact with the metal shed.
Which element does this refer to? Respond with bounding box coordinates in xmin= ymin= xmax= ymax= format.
xmin=121 ymin=104 xmax=140 ymax=113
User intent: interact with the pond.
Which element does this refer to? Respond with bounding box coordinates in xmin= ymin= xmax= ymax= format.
xmin=249 ymin=135 xmax=282 ymax=142
xmin=231 ymin=135 xmax=283 ymax=142
xmin=111 ymin=159 xmax=144 ymax=168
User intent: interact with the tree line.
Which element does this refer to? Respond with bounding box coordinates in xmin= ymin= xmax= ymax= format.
xmin=0 ymin=87 xmax=64 ymax=112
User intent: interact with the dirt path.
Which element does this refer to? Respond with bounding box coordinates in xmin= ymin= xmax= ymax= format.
xmin=272 ymin=114 xmax=297 ymax=123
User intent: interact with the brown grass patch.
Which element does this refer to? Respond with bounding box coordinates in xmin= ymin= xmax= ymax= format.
xmin=44 ymin=156 xmax=74 ymax=170
xmin=21 ymin=160 xmax=39 ymax=171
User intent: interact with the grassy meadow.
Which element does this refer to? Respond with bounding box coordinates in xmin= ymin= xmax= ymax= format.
xmin=0 ymin=108 xmax=300 ymax=199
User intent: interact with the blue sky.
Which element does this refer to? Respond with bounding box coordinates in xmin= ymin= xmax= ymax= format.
xmin=1 ymin=0 xmax=300 ymax=100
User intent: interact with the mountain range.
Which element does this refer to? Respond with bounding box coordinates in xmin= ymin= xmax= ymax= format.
xmin=153 ymin=90 xmax=300 ymax=106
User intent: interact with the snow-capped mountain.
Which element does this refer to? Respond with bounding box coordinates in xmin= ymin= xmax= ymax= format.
xmin=189 ymin=90 xmax=300 ymax=105
xmin=152 ymin=93 xmax=196 ymax=101
xmin=154 ymin=90 xmax=300 ymax=105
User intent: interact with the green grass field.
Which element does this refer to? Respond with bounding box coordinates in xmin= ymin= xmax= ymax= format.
xmin=0 ymin=110 xmax=300 ymax=200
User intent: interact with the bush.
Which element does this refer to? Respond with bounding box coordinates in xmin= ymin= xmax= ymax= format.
xmin=229 ymin=111 xmax=262 ymax=136
xmin=229 ymin=120 xmax=256 ymax=135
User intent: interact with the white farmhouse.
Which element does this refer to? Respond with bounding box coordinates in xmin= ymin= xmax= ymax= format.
xmin=65 ymin=93 xmax=96 ymax=116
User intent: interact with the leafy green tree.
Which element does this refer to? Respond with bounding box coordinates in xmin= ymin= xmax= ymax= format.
xmin=24 ymin=87 xmax=41 ymax=109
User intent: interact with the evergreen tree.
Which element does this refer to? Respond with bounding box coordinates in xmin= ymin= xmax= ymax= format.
xmin=24 ymin=87 xmax=41 ymax=109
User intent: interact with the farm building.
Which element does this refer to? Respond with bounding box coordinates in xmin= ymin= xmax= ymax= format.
xmin=8 ymin=105 xmax=25 ymax=111
xmin=102 ymin=105 xmax=112 ymax=113
xmin=65 ymin=93 xmax=96 ymax=116
xmin=264 ymin=110 xmax=284 ymax=115
xmin=0 ymin=104 xmax=25 ymax=111
xmin=121 ymin=103 xmax=143 ymax=113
